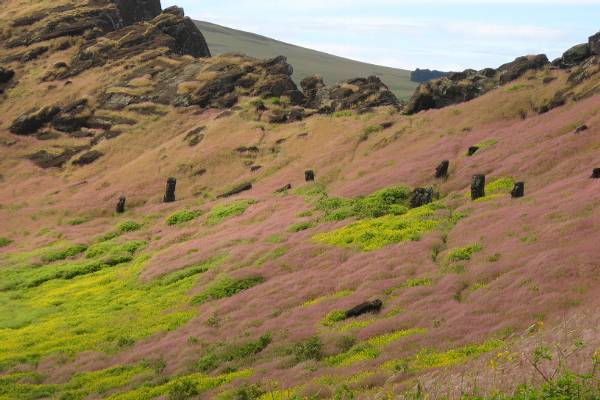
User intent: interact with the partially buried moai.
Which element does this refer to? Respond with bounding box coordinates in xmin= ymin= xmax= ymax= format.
xmin=511 ymin=182 xmax=525 ymax=198
xmin=116 ymin=196 xmax=126 ymax=213
xmin=471 ymin=174 xmax=485 ymax=200
xmin=592 ymin=168 xmax=600 ymax=179
xmin=305 ymin=170 xmax=315 ymax=182
xmin=164 ymin=177 xmax=177 ymax=203
xmin=410 ymin=188 xmax=433 ymax=208
xmin=435 ymin=160 xmax=449 ymax=178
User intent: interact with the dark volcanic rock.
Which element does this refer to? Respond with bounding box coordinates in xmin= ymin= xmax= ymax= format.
xmin=435 ymin=160 xmax=449 ymax=178
xmin=556 ymin=44 xmax=591 ymax=68
xmin=410 ymin=188 xmax=433 ymax=208
xmin=305 ymin=170 xmax=315 ymax=182
xmin=27 ymin=147 xmax=85 ymax=168
xmin=405 ymin=55 xmax=549 ymax=114
xmin=345 ymin=300 xmax=383 ymax=319
xmin=574 ymin=125 xmax=588 ymax=134
xmin=410 ymin=68 xmax=448 ymax=83
xmin=318 ymin=76 xmax=399 ymax=112
xmin=184 ymin=127 xmax=205 ymax=147
xmin=52 ymin=99 xmax=94 ymax=132
xmin=218 ymin=182 xmax=252 ymax=198
xmin=116 ymin=196 xmax=126 ymax=213
xmin=0 ymin=67 xmax=15 ymax=84
xmin=275 ymin=184 xmax=292 ymax=193
xmin=116 ymin=0 xmax=162 ymax=25
xmin=589 ymin=32 xmax=600 ymax=56
xmin=72 ymin=150 xmax=104 ymax=166
xmin=592 ymin=168 xmax=600 ymax=179
xmin=164 ymin=177 xmax=177 ymax=203
xmin=467 ymin=146 xmax=480 ymax=156
xmin=10 ymin=106 xmax=61 ymax=135
xmin=511 ymin=182 xmax=525 ymax=198
xmin=471 ymin=174 xmax=486 ymax=201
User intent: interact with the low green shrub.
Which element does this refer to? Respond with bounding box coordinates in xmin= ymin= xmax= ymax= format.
xmin=117 ymin=221 xmax=142 ymax=232
xmin=288 ymin=221 xmax=315 ymax=232
xmin=206 ymin=200 xmax=256 ymax=226
xmin=0 ymin=237 xmax=13 ymax=247
xmin=197 ymin=334 xmax=272 ymax=372
xmin=321 ymin=310 xmax=346 ymax=327
xmin=166 ymin=210 xmax=202 ymax=226
xmin=191 ymin=276 xmax=265 ymax=305
xmin=447 ymin=243 xmax=482 ymax=262
xmin=40 ymin=243 xmax=87 ymax=263
xmin=293 ymin=336 xmax=324 ymax=362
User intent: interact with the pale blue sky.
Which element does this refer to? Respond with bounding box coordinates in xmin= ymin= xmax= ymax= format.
xmin=164 ymin=0 xmax=600 ymax=71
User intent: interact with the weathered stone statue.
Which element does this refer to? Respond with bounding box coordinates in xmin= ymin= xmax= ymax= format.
xmin=305 ymin=170 xmax=315 ymax=182
xmin=345 ymin=300 xmax=383 ymax=319
xmin=592 ymin=168 xmax=600 ymax=178
xmin=435 ymin=160 xmax=449 ymax=178
xmin=511 ymin=182 xmax=525 ymax=198
xmin=275 ymin=184 xmax=292 ymax=193
xmin=410 ymin=188 xmax=434 ymax=208
xmin=471 ymin=174 xmax=486 ymax=200
xmin=164 ymin=177 xmax=176 ymax=203
xmin=116 ymin=196 xmax=126 ymax=213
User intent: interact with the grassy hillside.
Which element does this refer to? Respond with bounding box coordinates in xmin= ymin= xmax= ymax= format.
xmin=195 ymin=20 xmax=417 ymax=100
xmin=1 ymin=1 xmax=599 ymax=399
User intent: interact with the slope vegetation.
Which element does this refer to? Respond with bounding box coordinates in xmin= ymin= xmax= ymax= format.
xmin=0 ymin=1 xmax=599 ymax=399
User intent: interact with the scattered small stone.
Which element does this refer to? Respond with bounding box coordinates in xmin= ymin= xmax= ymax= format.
xmin=345 ymin=300 xmax=383 ymax=319
xmin=467 ymin=146 xmax=480 ymax=156
xmin=275 ymin=184 xmax=292 ymax=193
xmin=0 ymin=67 xmax=15 ymax=84
xmin=184 ymin=126 xmax=205 ymax=147
xmin=435 ymin=160 xmax=450 ymax=178
xmin=164 ymin=177 xmax=177 ymax=203
xmin=250 ymin=165 xmax=262 ymax=172
xmin=410 ymin=188 xmax=433 ymax=208
xmin=218 ymin=182 xmax=252 ymax=198
xmin=592 ymin=168 xmax=600 ymax=179
xmin=471 ymin=174 xmax=486 ymax=200
xmin=574 ymin=125 xmax=588 ymax=134
xmin=511 ymin=182 xmax=525 ymax=198
xmin=116 ymin=196 xmax=126 ymax=213
xmin=305 ymin=170 xmax=315 ymax=182
xmin=380 ymin=121 xmax=394 ymax=129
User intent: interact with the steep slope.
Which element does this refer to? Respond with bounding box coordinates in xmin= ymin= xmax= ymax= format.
xmin=194 ymin=20 xmax=417 ymax=100
xmin=1 ymin=1 xmax=599 ymax=399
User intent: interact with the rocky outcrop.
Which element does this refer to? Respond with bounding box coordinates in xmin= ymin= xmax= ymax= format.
xmin=308 ymin=76 xmax=399 ymax=112
xmin=411 ymin=68 xmax=448 ymax=83
xmin=405 ymin=55 xmax=549 ymax=114
xmin=345 ymin=300 xmax=383 ymax=319
xmin=27 ymin=147 xmax=87 ymax=169
xmin=72 ymin=150 xmax=104 ymax=166
xmin=10 ymin=106 xmax=61 ymax=135
xmin=115 ymin=0 xmax=162 ymax=25
xmin=67 ymin=11 xmax=210 ymax=77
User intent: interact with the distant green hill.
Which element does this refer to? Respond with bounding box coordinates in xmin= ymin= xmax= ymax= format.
xmin=194 ymin=20 xmax=418 ymax=99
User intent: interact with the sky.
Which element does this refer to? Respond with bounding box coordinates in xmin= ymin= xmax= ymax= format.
xmin=163 ymin=0 xmax=600 ymax=71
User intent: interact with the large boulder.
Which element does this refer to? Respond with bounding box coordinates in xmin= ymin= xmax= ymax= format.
xmin=10 ymin=106 xmax=61 ymax=135
xmin=557 ymin=43 xmax=591 ymax=67
xmin=496 ymin=54 xmax=549 ymax=84
xmin=317 ymin=76 xmax=399 ymax=112
xmin=589 ymin=32 xmax=600 ymax=55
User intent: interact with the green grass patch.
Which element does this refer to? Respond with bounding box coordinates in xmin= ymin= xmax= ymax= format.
xmin=117 ymin=221 xmax=142 ymax=233
xmin=447 ymin=243 xmax=482 ymax=262
xmin=0 ymin=239 xmax=221 ymax=369
xmin=486 ymin=177 xmax=515 ymax=194
xmin=0 ymin=237 xmax=13 ymax=247
xmin=293 ymin=183 xmax=327 ymax=197
xmin=205 ymin=200 xmax=256 ymax=226
xmin=332 ymin=110 xmax=353 ymax=118
xmin=326 ymin=328 xmax=426 ymax=367
xmin=314 ymin=203 xmax=452 ymax=251
xmin=197 ymin=334 xmax=272 ymax=372
xmin=382 ymin=339 xmax=504 ymax=372
xmin=40 ymin=243 xmax=87 ymax=263
xmin=475 ymin=138 xmax=497 ymax=149
xmin=166 ymin=210 xmax=202 ymax=226
xmin=190 ymin=275 xmax=265 ymax=305
xmin=303 ymin=289 xmax=354 ymax=307
xmin=156 ymin=255 xmax=226 ymax=286
xmin=320 ymin=310 xmax=347 ymax=327
xmin=288 ymin=221 xmax=315 ymax=232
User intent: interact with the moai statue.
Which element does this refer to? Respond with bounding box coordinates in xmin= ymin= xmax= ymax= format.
xmin=467 ymin=146 xmax=479 ymax=156
xmin=305 ymin=170 xmax=315 ymax=182
xmin=435 ymin=160 xmax=449 ymax=178
xmin=592 ymin=168 xmax=600 ymax=179
xmin=164 ymin=177 xmax=177 ymax=203
xmin=410 ymin=188 xmax=434 ymax=208
xmin=471 ymin=174 xmax=486 ymax=200
xmin=511 ymin=182 xmax=525 ymax=198
xmin=116 ymin=196 xmax=126 ymax=213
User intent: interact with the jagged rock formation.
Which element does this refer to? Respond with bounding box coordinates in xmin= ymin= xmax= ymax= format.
xmin=410 ymin=68 xmax=448 ymax=83
xmin=405 ymin=55 xmax=549 ymax=114
xmin=116 ymin=0 xmax=162 ymax=25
